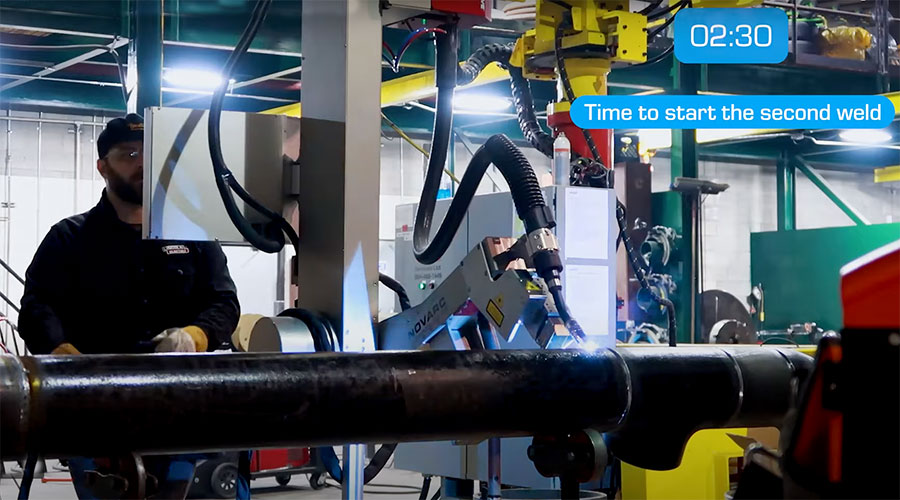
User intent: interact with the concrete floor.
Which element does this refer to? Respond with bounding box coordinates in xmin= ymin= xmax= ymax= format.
xmin=0 ymin=461 xmax=434 ymax=500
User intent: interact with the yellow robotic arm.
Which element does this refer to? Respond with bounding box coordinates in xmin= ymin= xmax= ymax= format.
xmin=508 ymin=0 xmax=761 ymax=163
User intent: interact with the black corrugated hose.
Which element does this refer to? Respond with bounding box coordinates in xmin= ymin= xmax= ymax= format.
xmin=510 ymin=65 xmax=555 ymax=157
xmin=456 ymin=42 xmax=511 ymax=85
xmin=414 ymin=34 xmax=556 ymax=264
xmin=457 ymin=43 xmax=554 ymax=157
xmin=414 ymin=27 xmax=585 ymax=342
xmin=414 ymin=133 xmax=555 ymax=265
xmin=412 ymin=24 xmax=458 ymax=265
xmin=208 ymin=0 xmax=299 ymax=254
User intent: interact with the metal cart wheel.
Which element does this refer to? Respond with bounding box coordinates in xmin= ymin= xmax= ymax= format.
xmin=308 ymin=472 xmax=327 ymax=490
xmin=210 ymin=462 xmax=238 ymax=499
xmin=275 ymin=473 xmax=292 ymax=486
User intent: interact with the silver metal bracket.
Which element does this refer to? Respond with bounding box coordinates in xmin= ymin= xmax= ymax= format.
xmin=524 ymin=228 xmax=559 ymax=256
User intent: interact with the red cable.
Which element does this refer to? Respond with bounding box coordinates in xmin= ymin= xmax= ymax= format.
xmin=393 ymin=28 xmax=449 ymax=71
xmin=382 ymin=41 xmax=395 ymax=59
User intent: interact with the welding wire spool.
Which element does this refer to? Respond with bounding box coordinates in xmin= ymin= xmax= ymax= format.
xmin=247 ymin=316 xmax=316 ymax=354
xmin=501 ymin=1 xmax=536 ymax=21
xmin=231 ymin=314 xmax=264 ymax=352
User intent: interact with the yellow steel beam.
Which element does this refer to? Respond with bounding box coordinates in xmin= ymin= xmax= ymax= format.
xmin=264 ymin=102 xmax=301 ymax=117
xmin=262 ymin=63 xmax=510 ymax=117
xmin=875 ymin=165 xmax=900 ymax=183
xmin=885 ymin=91 xmax=900 ymax=116
xmin=264 ymin=76 xmax=899 ymax=125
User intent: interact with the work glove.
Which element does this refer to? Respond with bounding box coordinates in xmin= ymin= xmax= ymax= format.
xmin=152 ymin=325 xmax=208 ymax=353
xmin=51 ymin=342 xmax=81 ymax=355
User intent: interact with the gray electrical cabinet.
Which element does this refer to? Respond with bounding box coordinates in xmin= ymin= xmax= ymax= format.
xmin=143 ymin=107 xmax=300 ymax=243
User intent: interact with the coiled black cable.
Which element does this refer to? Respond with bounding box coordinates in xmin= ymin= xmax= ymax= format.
xmin=639 ymin=0 xmax=666 ymax=15
xmin=648 ymin=0 xmax=691 ymax=39
xmin=208 ymin=0 xmax=299 ymax=254
xmin=647 ymin=0 xmax=686 ymax=20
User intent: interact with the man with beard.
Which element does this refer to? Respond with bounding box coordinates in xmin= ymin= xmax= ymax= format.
xmin=18 ymin=113 xmax=239 ymax=498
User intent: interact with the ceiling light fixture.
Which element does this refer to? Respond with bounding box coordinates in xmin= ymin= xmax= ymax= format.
xmin=163 ymin=68 xmax=233 ymax=91
xmin=453 ymin=93 xmax=511 ymax=112
xmin=839 ymin=129 xmax=893 ymax=144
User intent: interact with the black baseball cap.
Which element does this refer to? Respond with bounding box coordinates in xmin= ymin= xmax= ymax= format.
xmin=97 ymin=113 xmax=144 ymax=159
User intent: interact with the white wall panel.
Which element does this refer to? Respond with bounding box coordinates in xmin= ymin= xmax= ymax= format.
xmin=221 ymin=246 xmax=279 ymax=317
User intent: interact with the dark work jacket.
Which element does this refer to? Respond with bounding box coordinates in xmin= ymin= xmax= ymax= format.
xmin=19 ymin=191 xmax=240 ymax=354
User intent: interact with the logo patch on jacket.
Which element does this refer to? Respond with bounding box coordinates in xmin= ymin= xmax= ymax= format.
xmin=162 ymin=245 xmax=190 ymax=255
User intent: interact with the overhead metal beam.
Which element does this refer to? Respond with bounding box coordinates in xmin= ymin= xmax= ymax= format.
xmin=166 ymin=65 xmax=302 ymax=106
xmin=0 ymin=72 xmax=121 ymax=88
xmin=0 ymin=23 xmax=118 ymax=40
xmin=233 ymin=65 xmax=302 ymax=88
xmin=0 ymin=38 xmax=128 ymax=93
xmin=793 ymin=156 xmax=871 ymax=226
xmin=164 ymin=40 xmax=302 ymax=58
xmin=263 ymin=62 xmax=510 ymax=117
xmin=162 ymin=87 xmax=295 ymax=103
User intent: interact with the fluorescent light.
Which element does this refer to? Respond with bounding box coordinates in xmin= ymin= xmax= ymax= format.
xmin=163 ymin=68 xmax=231 ymax=91
xmin=454 ymin=93 xmax=511 ymax=112
xmin=839 ymin=129 xmax=893 ymax=144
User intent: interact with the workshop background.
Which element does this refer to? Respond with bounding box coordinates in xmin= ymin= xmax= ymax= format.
xmin=2 ymin=118 xmax=898 ymax=345
xmin=0 ymin=0 xmax=898 ymax=497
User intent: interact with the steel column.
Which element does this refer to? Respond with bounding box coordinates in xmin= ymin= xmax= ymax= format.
xmin=670 ymin=62 xmax=699 ymax=344
xmin=793 ymin=157 xmax=870 ymax=226
xmin=73 ymin=124 xmax=81 ymax=212
xmin=298 ymin=1 xmax=382 ymax=497
xmin=297 ymin=0 xmax=381 ymax=320
xmin=776 ymin=151 xmax=796 ymax=231
xmin=35 ymin=113 xmax=41 ymax=248
xmin=126 ymin=41 xmax=138 ymax=114
xmin=3 ymin=110 xmax=11 ymax=324
xmin=134 ymin=0 xmax=163 ymax=114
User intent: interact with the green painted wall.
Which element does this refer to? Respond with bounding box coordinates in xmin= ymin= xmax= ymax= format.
xmin=750 ymin=223 xmax=900 ymax=331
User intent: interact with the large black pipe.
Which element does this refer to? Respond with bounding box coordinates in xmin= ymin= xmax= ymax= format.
xmin=0 ymin=348 xmax=811 ymax=469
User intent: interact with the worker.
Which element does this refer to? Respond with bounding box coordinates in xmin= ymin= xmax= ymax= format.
xmin=18 ymin=113 xmax=240 ymax=499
